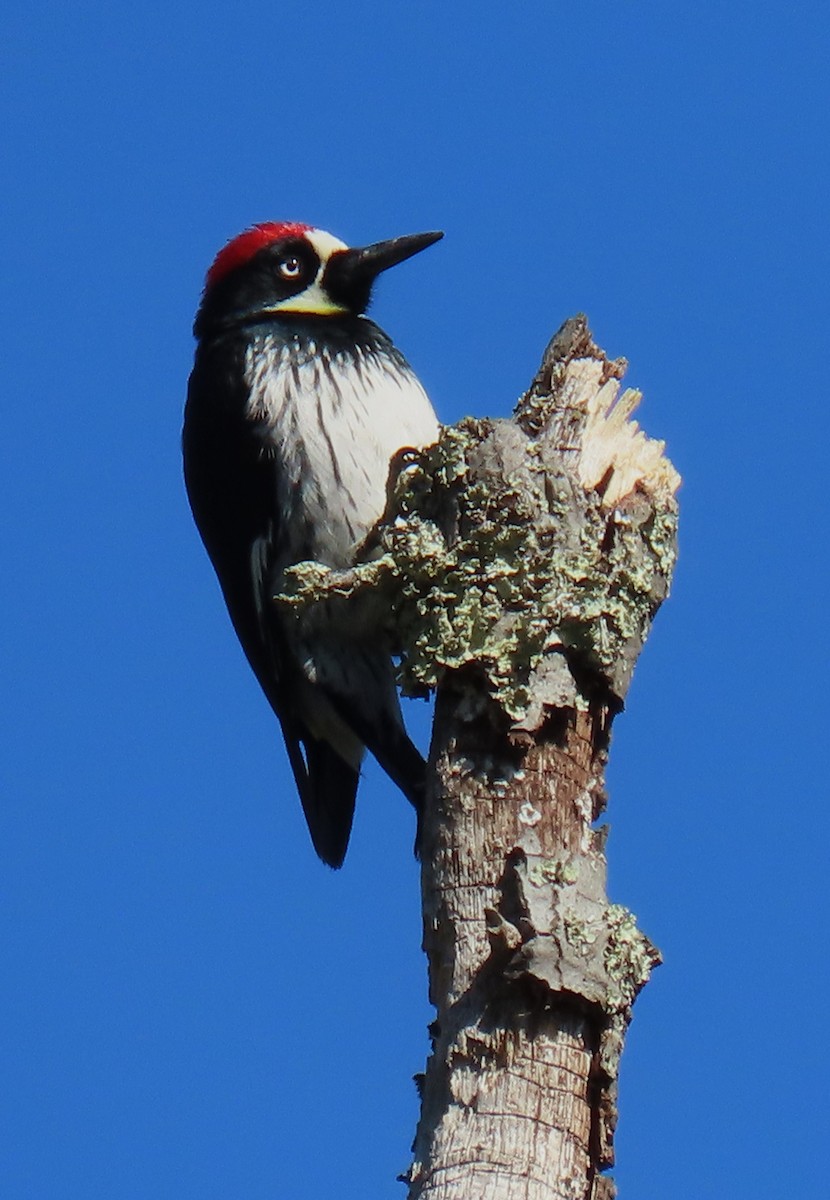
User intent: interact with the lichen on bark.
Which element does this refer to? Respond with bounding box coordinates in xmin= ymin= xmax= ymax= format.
xmin=278 ymin=319 xmax=677 ymax=730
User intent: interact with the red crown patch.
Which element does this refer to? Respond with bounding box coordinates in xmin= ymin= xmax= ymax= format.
xmin=206 ymin=222 xmax=313 ymax=289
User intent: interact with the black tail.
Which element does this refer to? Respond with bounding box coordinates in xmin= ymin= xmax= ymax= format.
xmin=318 ymin=650 xmax=428 ymax=822
xmin=276 ymin=646 xmax=425 ymax=868
xmin=283 ymin=731 xmax=359 ymax=869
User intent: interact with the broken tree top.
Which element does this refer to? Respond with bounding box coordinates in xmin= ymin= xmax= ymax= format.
xmin=276 ymin=314 xmax=680 ymax=721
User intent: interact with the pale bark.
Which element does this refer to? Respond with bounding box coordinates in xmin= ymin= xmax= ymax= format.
xmin=278 ymin=316 xmax=679 ymax=1199
xmin=403 ymin=317 xmax=678 ymax=1200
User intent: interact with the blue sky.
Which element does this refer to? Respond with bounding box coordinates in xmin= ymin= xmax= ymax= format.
xmin=2 ymin=2 xmax=828 ymax=1196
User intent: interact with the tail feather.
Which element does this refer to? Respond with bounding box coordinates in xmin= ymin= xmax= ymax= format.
xmin=306 ymin=642 xmax=427 ymax=810
xmin=275 ymin=640 xmax=426 ymax=866
xmin=282 ymin=729 xmax=359 ymax=869
xmin=361 ymin=720 xmax=426 ymax=813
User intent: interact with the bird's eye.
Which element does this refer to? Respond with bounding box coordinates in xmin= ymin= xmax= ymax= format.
xmin=279 ymin=256 xmax=303 ymax=279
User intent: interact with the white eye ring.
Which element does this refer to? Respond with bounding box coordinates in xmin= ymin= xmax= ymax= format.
xmin=279 ymin=256 xmax=303 ymax=279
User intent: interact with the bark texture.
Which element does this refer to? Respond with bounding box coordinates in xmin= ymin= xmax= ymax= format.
xmin=277 ymin=316 xmax=679 ymax=1199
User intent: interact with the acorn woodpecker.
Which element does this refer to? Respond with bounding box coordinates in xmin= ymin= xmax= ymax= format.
xmin=183 ymin=222 xmax=442 ymax=867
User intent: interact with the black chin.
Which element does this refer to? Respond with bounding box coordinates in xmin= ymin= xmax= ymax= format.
xmin=322 ymin=231 xmax=443 ymax=313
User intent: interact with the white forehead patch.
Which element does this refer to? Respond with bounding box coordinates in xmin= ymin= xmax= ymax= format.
xmin=304 ymin=228 xmax=349 ymax=260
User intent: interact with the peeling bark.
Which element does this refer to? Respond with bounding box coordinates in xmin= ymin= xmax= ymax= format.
xmin=276 ymin=316 xmax=679 ymax=1199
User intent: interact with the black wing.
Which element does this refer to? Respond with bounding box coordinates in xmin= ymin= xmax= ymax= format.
xmin=182 ymin=335 xmax=359 ymax=867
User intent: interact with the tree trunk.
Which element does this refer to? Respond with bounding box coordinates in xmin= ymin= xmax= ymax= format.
xmin=279 ymin=316 xmax=679 ymax=1199
xmin=402 ymin=318 xmax=679 ymax=1200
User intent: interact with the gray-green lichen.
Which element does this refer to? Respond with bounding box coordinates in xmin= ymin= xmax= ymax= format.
xmin=603 ymin=903 xmax=662 ymax=1011
xmin=276 ymin=415 xmax=678 ymax=723
xmin=526 ymin=856 xmax=579 ymax=889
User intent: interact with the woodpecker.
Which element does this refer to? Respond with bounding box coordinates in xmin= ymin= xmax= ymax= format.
xmin=183 ymin=221 xmax=442 ymax=867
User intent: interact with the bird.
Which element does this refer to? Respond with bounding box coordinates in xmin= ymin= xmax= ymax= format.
xmin=183 ymin=221 xmax=442 ymax=867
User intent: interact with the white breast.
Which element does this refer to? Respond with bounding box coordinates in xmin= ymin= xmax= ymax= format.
xmin=244 ymin=331 xmax=439 ymax=571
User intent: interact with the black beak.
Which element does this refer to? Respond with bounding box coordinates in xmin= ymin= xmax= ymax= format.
xmin=323 ymin=230 xmax=443 ymax=313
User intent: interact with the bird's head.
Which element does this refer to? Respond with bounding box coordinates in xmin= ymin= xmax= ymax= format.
xmin=195 ymin=222 xmax=443 ymax=338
